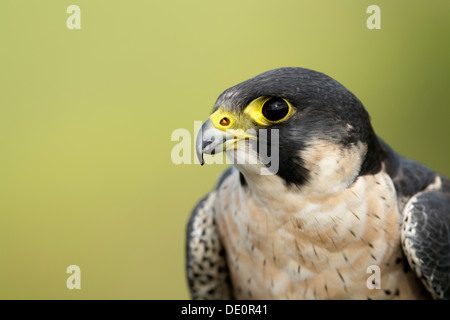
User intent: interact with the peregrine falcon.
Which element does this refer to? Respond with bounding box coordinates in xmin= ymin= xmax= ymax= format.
xmin=186 ymin=67 xmax=450 ymax=300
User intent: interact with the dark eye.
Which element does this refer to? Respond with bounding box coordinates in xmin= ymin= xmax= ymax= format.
xmin=262 ymin=98 xmax=290 ymax=122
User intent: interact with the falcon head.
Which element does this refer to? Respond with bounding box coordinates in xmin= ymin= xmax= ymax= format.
xmin=196 ymin=67 xmax=384 ymax=194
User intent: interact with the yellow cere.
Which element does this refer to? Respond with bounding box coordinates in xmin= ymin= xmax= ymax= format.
xmin=210 ymin=107 xmax=235 ymax=130
xmin=208 ymin=107 xmax=258 ymax=147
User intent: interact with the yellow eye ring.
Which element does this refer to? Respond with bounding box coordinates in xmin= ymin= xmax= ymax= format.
xmin=261 ymin=97 xmax=293 ymax=123
xmin=244 ymin=96 xmax=295 ymax=126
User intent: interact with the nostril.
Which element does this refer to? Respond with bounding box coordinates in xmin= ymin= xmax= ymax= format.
xmin=219 ymin=117 xmax=230 ymax=127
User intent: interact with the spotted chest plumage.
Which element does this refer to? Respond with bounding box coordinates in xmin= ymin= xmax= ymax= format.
xmin=186 ymin=192 xmax=233 ymax=299
xmin=214 ymin=168 xmax=427 ymax=300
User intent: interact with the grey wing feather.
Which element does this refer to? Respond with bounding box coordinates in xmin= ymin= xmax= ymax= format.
xmin=380 ymin=138 xmax=450 ymax=299
xmin=380 ymin=138 xmax=437 ymax=212
xmin=401 ymin=176 xmax=450 ymax=299
xmin=185 ymin=168 xmax=234 ymax=299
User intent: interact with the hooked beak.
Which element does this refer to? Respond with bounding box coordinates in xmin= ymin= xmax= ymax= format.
xmin=195 ymin=118 xmax=234 ymax=165
xmin=196 ymin=108 xmax=258 ymax=165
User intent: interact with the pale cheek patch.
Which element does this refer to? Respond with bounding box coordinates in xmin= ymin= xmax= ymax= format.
xmin=300 ymin=140 xmax=367 ymax=194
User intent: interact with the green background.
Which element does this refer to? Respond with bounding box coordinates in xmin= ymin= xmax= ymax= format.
xmin=0 ymin=1 xmax=449 ymax=299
